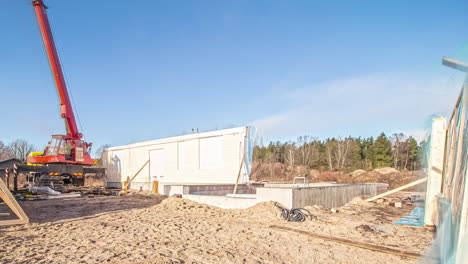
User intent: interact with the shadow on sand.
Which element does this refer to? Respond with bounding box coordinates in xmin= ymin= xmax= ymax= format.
xmin=1 ymin=194 xmax=167 ymax=225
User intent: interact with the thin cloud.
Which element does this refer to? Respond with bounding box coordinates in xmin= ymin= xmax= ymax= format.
xmin=250 ymin=73 xmax=462 ymax=142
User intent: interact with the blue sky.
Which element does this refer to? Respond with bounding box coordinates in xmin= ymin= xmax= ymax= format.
xmin=1 ymin=0 xmax=467 ymax=155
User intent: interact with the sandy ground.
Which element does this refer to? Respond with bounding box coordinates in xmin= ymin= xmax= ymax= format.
xmin=0 ymin=192 xmax=433 ymax=264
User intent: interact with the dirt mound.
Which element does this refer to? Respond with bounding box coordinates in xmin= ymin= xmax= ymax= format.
xmin=309 ymin=169 xmax=320 ymax=178
xmin=350 ymin=169 xmax=366 ymax=176
xmin=351 ymin=170 xmax=422 ymax=189
xmin=303 ymin=204 xmax=327 ymax=216
xmin=244 ymin=201 xmax=282 ymax=220
xmin=124 ymin=193 xmax=167 ymax=200
xmin=373 ymin=167 xmax=399 ymax=175
xmin=251 ymin=162 xmax=314 ymax=182
xmin=251 ymin=163 xmax=422 ymax=189
xmin=342 ymin=196 xmax=373 ymax=207
xmin=157 ymin=197 xmax=211 ymax=211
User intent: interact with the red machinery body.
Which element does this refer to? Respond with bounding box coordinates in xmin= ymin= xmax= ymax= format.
xmin=28 ymin=0 xmax=93 ymax=165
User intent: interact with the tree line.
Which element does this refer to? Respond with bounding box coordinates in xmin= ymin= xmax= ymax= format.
xmin=0 ymin=139 xmax=112 ymax=163
xmin=0 ymin=139 xmax=36 ymax=162
xmin=253 ymin=132 xmax=426 ymax=172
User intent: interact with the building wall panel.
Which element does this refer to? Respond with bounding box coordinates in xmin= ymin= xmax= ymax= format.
xmin=103 ymin=127 xmax=250 ymax=191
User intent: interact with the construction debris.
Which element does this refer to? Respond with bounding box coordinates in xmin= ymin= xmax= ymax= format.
xmin=32 ymin=186 xmax=61 ymax=195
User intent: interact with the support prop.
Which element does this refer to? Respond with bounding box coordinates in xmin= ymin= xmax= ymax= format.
xmin=233 ymin=127 xmax=249 ymax=194
xmin=0 ymin=178 xmax=29 ymax=226
xmin=122 ymin=160 xmax=150 ymax=194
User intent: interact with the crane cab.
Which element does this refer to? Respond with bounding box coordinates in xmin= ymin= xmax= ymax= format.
xmin=27 ymin=135 xmax=94 ymax=165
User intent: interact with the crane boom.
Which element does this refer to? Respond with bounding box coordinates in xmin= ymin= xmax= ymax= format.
xmin=18 ymin=0 xmax=105 ymax=191
xmin=28 ymin=0 xmax=93 ymax=166
xmin=32 ymin=0 xmax=81 ymax=140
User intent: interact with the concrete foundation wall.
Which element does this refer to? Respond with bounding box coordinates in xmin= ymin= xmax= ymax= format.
xmin=159 ymin=183 xmax=263 ymax=196
xmin=256 ymin=187 xmax=294 ymax=208
xmin=256 ymin=183 xmax=387 ymax=209
xmin=292 ymin=183 xmax=381 ymax=208
xmin=164 ymin=185 xmax=185 ymax=196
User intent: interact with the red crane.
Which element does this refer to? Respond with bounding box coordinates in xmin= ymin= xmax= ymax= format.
xmin=28 ymin=0 xmax=93 ymax=166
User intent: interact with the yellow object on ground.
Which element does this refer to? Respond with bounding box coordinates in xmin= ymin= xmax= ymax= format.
xmin=151 ymin=181 xmax=158 ymax=194
xmin=121 ymin=181 xmax=128 ymax=194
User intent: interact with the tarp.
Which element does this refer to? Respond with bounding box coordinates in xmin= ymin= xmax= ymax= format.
xmin=394 ymin=207 xmax=425 ymax=226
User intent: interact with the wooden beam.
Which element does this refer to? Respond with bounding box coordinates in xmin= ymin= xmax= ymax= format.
xmin=442 ymin=56 xmax=468 ymax=73
xmin=123 ymin=160 xmax=150 ymax=192
xmin=365 ymin=177 xmax=428 ymax=202
xmin=233 ymin=127 xmax=249 ymax=194
xmin=270 ymin=225 xmax=421 ymax=259
xmin=233 ymin=151 xmax=246 ymax=194
xmin=0 ymin=178 xmax=29 ymax=226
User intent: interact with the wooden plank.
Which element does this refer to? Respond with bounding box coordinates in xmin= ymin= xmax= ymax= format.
xmin=442 ymin=56 xmax=468 ymax=73
xmin=0 ymin=177 xmax=29 ymax=226
xmin=365 ymin=178 xmax=427 ymax=202
xmin=0 ymin=213 xmax=11 ymax=217
xmin=270 ymin=225 xmax=421 ymax=259
xmin=233 ymin=127 xmax=248 ymax=194
xmin=232 ymin=151 xmax=246 ymax=194
xmin=0 ymin=178 xmax=27 ymax=220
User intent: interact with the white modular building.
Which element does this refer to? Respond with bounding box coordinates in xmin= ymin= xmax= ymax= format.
xmin=102 ymin=126 xmax=255 ymax=193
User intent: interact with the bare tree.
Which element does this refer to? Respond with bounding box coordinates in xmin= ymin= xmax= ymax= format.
xmin=0 ymin=141 xmax=14 ymax=160
xmin=284 ymin=141 xmax=296 ymax=166
xmin=7 ymin=139 xmax=35 ymax=162
xmin=324 ymin=137 xmax=355 ymax=170
xmin=324 ymin=139 xmax=336 ymax=170
xmin=95 ymin=144 xmax=112 ymax=159
xmin=391 ymin=133 xmax=406 ymax=170
xmin=94 ymin=144 xmax=112 ymax=165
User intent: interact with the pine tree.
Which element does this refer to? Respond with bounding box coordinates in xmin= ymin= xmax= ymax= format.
xmin=372 ymin=132 xmax=392 ymax=168
xmin=406 ymin=137 xmax=419 ymax=170
xmin=360 ymin=137 xmax=374 ymax=170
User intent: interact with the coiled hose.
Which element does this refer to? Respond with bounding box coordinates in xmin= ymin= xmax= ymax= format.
xmin=274 ymin=202 xmax=313 ymax=222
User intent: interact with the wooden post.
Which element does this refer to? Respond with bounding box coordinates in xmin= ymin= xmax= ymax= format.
xmin=424 ymin=117 xmax=447 ymax=226
xmin=5 ymin=168 xmax=9 ymax=190
xmin=13 ymin=174 xmax=18 ymax=192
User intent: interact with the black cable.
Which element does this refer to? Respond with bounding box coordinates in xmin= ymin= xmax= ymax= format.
xmin=274 ymin=202 xmax=313 ymax=222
